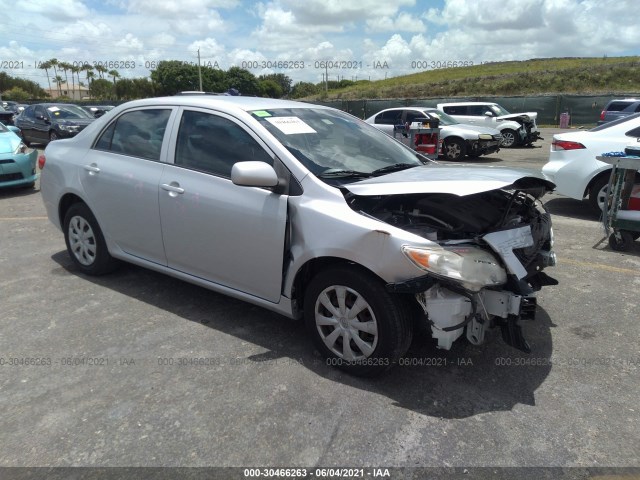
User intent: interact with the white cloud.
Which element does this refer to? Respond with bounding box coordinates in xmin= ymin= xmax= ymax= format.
xmin=126 ymin=0 xmax=238 ymax=17
xmin=366 ymin=13 xmax=425 ymax=33
xmin=17 ymin=0 xmax=90 ymax=21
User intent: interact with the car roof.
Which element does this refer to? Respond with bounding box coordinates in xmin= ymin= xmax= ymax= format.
xmin=116 ymin=95 xmax=330 ymax=113
xmin=438 ymin=102 xmax=497 ymax=106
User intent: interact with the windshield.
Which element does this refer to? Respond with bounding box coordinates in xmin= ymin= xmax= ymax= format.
xmin=47 ymin=105 xmax=93 ymax=119
xmin=423 ymin=109 xmax=458 ymax=126
xmin=490 ymin=104 xmax=511 ymax=116
xmin=252 ymin=108 xmax=424 ymax=180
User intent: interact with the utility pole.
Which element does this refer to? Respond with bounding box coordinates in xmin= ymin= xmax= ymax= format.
xmin=197 ymin=48 xmax=203 ymax=92
xmin=325 ymin=63 xmax=328 ymax=92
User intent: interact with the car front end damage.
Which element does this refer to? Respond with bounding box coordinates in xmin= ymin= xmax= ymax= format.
xmin=344 ymin=166 xmax=557 ymax=353
xmin=500 ymin=112 xmax=542 ymax=146
xmin=466 ymin=132 xmax=503 ymax=157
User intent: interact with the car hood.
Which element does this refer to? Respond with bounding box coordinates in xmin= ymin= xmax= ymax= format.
xmin=498 ymin=112 xmax=538 ymax=122
xmin=444 ymin=123 xmax=502 ymax=136
xmin=0 ymin=131 xmax=23 ymax=154
xmin=343 ymin=164 xmax=555 ymax=197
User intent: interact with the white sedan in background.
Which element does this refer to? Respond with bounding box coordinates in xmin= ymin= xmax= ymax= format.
xmin=542 ymin=114 xmax=640 ymax=211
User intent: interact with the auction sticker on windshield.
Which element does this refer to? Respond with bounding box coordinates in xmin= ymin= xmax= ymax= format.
xmin=266 ymin=116 xmax=316 ymax=134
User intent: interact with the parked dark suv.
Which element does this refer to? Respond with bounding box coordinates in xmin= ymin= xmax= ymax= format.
xmin=598 ymin=98 xmax=640 ymax=125
xmin=15 ymin=103 xmax=95 ymax=145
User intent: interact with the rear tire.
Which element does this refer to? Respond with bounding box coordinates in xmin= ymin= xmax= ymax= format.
xmin=304 ymin=266 xmax=412 ymax=377
xmin=63 ymin=203 xmax=119 ymax=275
xmin=588 ymin=175 xmax=609 ymax=213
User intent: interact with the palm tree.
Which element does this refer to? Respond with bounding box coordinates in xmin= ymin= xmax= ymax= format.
xmin=40 ymin=60 xmax=52 ymax=97
xmin=70 ymin=65 xmax=79 ymax=99
xmin=95 ymin=64 xmax=108 ymax=79
xmin=49 ymin=58 xmax=61 ymax=96
xmin=82 ymin=63 xmax=94 ymax=91
xmin=52 ymin=76 xmax=64 ymax=98
xmin=108 ymin=69 xmax=120 ymax=86
xmin=59 ymin=62 xmax=72 ymax=97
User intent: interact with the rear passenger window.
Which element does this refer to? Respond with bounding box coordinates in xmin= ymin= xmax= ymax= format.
xmin=374 ymin=110 xmax=402 ymax=125
xmin=174 ymin=110 xmax=273 ymax=178
xmin=94 ymin=109 xmax=171 ymax=161
xmin=443 ymin=106 xmax=466 ymax=115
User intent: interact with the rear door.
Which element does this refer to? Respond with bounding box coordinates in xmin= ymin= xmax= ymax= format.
xmin=80 ymin=107 xmax=176 ymax=265
xmin=158 ymin=108 xmax=288 ymax=303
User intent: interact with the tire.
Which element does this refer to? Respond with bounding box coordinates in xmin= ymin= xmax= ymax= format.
xmin=500 ymin=129 xmax=518 ymax=148
xmin=609 ymin=230 xmax=634 ymax=252
xmin=588 ymin=174 xmax=609 ymax=213
xmin=63 ymin=203 xmax=119 ymax=275
xmin=304 ymin=266 xmax=413 ymax=377
xmin=49 ymin=130 xmax=59 ymax=142
xmin=443 ymin=138 xmax=465 ymax=161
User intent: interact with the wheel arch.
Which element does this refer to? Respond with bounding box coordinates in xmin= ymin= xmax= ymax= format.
xmin=584 ymin=169 xmax=611 ymax=198
xmin=290 ymin=256 xmax=387 ymax=318
xmin=58 ymin=193 xmax=87 ymax=227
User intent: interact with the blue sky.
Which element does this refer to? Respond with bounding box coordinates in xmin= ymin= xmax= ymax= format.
xmin=1 ymin=0 xmax=639 ymax=88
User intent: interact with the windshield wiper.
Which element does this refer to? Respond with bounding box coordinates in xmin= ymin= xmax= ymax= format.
xmin=318 ymin=169 xmax=371 ymax=179
xmin=371 ymin=163 xmax=419 ymax=176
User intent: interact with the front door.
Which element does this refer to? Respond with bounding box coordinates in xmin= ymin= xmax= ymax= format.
xmin=159 ymin=108 xmax=288 ymax=303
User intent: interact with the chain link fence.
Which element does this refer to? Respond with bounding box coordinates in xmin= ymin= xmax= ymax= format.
xmin=312 ymin=94 xmax=640 ymax=126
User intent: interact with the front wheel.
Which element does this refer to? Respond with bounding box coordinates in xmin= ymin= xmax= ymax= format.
xmin=304 ymin=266 xmax=413 ymax=376
xmin=500 ymin=129 xmax=518 ymax=148
xmin=49 ymin=130 xmax=59 ymax=142
xmin=442 ymin=138 xmax=465 ymax=161
xmin=63 ymin=203 xmax=119 ymax=275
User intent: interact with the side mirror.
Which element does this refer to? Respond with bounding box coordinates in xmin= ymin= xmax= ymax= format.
xmin=484 ymin=111 xmax=494 ymax=117
xmin=231 ymin=161 xmax=279 ymax=188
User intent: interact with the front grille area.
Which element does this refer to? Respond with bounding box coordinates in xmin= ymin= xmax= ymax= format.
xmin=0 ymin=173 xmax=24 ymax=181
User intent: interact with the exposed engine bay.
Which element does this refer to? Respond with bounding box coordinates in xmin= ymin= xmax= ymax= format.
xmin=345 ymin=184 xmax=557 ymax=353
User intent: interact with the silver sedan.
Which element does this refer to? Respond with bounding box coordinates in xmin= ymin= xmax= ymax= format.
xmin=40 ymin=96 xmax=557 ymax=376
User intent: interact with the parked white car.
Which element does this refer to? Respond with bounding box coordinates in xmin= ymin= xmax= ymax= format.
xmin=437 ymin=102 xmax=541 ymax=148
xmin=542 ymin=114 xmax=640 ymax=211
xmin=365 ymin=107 xmax=503 ymax=161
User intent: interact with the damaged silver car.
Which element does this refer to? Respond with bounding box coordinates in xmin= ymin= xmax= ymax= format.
xmin=40 ymin=96 xmax=557 ymax=376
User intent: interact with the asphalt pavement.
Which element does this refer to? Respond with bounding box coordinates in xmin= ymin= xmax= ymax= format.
xmin=0 ymin=129 xmax=638 ymax=477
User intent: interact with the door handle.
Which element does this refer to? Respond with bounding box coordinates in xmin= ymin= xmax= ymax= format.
xmin=161 ymin=183 xmax=185 ymax=195
xmin=83 ymin=163 xmax=100 ymax=175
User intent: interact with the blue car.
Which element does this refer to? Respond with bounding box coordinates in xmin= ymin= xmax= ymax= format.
xmin=0 ymin=122 xmax=38 ymax=189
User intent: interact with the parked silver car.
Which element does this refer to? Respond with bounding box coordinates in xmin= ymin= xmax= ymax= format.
xmin=365 ymin=107 xmax=503 ymax=161
xmin=40 ymin=96 xmax=557 ymax=376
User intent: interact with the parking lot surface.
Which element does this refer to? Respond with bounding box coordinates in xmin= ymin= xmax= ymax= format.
xmin=1 ymin=129 xmax=638 ymax=473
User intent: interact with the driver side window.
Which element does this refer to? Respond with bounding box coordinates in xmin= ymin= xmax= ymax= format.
xmin=174 ymin=110 xmax=273 ymax=178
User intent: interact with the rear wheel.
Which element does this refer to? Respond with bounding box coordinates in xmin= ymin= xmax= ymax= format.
xmin=500 ymin=129 xmax=518 ymax=148
xmin=304 ymin=266 xmax=412 ymax=377
xmin=443 ymin=138 xmax=465 ymax=161
xmin=588 ymin=175 xmax=609 ymax=213
xmin=63 ymin=203 xmax=119 ymax=275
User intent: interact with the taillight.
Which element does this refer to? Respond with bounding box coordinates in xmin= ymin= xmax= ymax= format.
xmin=38 ymin=154 xmax=46 ymax=169
xmin=600 ymin=110 xmax=605 ymax=121
xmin=552 ymin=139 xmax=586 ymax=151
